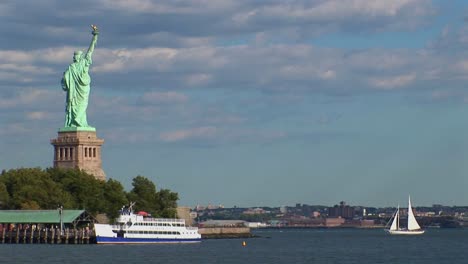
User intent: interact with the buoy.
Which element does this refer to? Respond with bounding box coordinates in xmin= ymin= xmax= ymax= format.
xmin=242 ymin=241 xmax=247 ymax=247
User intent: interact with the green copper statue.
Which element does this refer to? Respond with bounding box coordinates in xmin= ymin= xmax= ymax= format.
xmin=60 ymin=25 xmax=99 ymax=131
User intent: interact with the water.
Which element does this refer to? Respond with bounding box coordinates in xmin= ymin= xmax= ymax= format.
xmin=0 ymin=228 xmax=467 ymax=264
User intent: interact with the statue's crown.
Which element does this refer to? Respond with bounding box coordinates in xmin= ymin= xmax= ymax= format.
xmin=74 ymin=50 xmax=83 ymax=55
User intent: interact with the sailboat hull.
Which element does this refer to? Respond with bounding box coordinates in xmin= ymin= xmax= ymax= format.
xmin=386 ymin=229 xmax=425 ymax=235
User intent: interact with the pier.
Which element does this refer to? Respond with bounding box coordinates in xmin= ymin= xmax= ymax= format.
xmin=0 ymin=209 xmax=97 ymax=244
xmin=0 ymin=226 xmax=95 ymax=244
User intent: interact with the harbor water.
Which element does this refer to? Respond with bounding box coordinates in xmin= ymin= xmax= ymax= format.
xmin=1 ymin=228 xmax=467 ymax=264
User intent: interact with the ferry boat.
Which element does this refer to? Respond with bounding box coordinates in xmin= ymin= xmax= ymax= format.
xmin=94 ymin=203 xmax=201 ymax=244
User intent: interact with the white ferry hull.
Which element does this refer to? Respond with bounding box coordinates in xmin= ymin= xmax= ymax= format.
xmin=96 ymin=236 xmax=201 ymax=244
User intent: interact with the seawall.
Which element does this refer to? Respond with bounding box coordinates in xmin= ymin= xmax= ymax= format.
xmin=198 ymin=227 xmax=253 ymax=239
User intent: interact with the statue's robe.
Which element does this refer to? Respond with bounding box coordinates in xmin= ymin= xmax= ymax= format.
xmin=61 ymin=54 xmax=92 ymax=128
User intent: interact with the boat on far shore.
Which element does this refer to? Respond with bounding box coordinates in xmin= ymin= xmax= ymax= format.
xmin=385 ymin=196 xmax=425 ymax=235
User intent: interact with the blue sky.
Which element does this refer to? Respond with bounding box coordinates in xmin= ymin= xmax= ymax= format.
xmin=2 ymin=0 xmax=468 ymax=208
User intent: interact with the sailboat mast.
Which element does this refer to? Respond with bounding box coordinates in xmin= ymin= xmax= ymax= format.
xmin=396 ymin=206 xmax=399 ymax=230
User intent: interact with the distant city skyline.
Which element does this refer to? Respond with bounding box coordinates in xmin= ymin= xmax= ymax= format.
xmin=2 ymin=1 xmax=468 ymax=208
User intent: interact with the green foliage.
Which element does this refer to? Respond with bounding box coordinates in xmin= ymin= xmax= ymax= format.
xmin=127 ymin=175 xmax=158 ymax=215
xmin=0 ymin=168 xmax=178 ymax=220
xmin=156 ymin=189 xmax=179 ymax=218
xmin=103 ymin=179 xmax=128 ymax=220
xmin=0 ymin=181 xmax=10 ymax=209
xmin=0 ymin=168 xmax=72 ymax=209
xmin=127 ymin=176 xmax=179 ymax=218
xmin=47 ymin=167 xmax=105 ymax=213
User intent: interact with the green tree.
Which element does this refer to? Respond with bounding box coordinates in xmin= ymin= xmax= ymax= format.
xmin=47 ymin=167 xmax=105 ymax=214
xmin=0 ymin=168 xmax=72 ymax=209
xmin=127 ymin=176 xmax=158 ymax=215
xmin=0 ymin=181 xmax=10 ymax=209
xmin=156 ymin=189 xmax=179 ymax=218
xmin=103 ymin=179 xmax=128 ymax=220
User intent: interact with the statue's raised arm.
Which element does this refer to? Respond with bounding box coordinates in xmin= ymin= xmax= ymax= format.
xmin=86 ymin=24 xmax=99 ymax=59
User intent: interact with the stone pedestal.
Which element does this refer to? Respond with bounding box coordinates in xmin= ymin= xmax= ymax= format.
xmin=50 ymin=130 xmax=106 ymax=181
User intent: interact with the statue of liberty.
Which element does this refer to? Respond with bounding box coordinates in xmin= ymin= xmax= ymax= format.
xmin=61 ymin=25 xmax=99 ymax=131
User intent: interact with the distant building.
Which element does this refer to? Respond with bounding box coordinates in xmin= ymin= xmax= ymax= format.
xmin=325 ymin=217 xmax=345 ymax=227
xmin=245 ymin=222 xmax=268 ymax=228
xmin=280 ymin=206 xmax=287 ymax=214
xmin=195 ymin=205 xmax=205 ymax=211
xmin=243 ymin=208 xmax=267 ymax=215
xmin=312 ymin=211 xmax=321 ymax=218
xmin=176 ymin=207 xmax=194 ymax=226
xmin=195 ymin=204 xmax=224 ymax=211
xmin=328 ymin=201 xmax=355 ymax=219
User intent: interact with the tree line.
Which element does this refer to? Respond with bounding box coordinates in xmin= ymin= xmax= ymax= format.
xmin=0 ymin=168 xmax=179 ymax=221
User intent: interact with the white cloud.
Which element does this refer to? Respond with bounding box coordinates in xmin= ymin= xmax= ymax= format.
xmin=306 ymin=0 xmax=431 ymax=18
xmin=93 ymin=47 xmax=178 ymax=73
xmin=0 ymin=50 xmax=33 ymax=63
xmin=0 ymin=123 xmax=30 ymax=136
xmin=0 ymin=89 xmax=57 ymax=109
xmin=99 ymin=0 xmax=238 ymax=14
xmin=0 ymin=3 xmax=7 ymax=15
xmin=0 ymin=63 xmax=53 ymax=75
xmin=230 ymin=0 xmax=433 ymax=33
xmin=26 ymin=111 xmax=48 ymax=120
xmin=279 ymin=65 xmax=336 ymax=80
xmin=159 ymin=126 xmax=217 ymax=142
xmin=185 ymin=73 xmax=212 ymax=86
xmin=370 ymin=73 xmax=416 ymax=89
xmin=141 ymin=91 xmax=188 ymax=104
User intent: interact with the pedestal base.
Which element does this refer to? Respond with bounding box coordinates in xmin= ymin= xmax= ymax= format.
xmin=51 ymin=130 xmax=106 ymax=181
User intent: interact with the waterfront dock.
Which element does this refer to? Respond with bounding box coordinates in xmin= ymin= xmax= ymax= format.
xmin=0 ymin=227 xmax=95 ymax=244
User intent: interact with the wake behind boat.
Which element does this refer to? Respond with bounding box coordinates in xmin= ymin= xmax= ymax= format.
xmin=94 ymin=202 xmax=201 ymax=244
xmin=385 ymin=196 xmax=425 ymax=235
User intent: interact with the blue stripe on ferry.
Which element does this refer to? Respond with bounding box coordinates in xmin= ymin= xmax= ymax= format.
xmin=96 ymin=237 xmax=201 ymax=244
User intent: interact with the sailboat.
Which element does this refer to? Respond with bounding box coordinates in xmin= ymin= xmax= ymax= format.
xmin=386 ymin=196 xmax=425 ymax=235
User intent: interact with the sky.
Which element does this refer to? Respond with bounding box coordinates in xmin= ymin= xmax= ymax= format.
xmin=2 ymin=0 xmax=468 ymax=208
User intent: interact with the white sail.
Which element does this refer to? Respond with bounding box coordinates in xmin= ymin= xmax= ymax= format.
xmin=389 ymin=206 xmax=399 ymax=231
xmin=407 ymin=196 xmax=422 ymax=231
